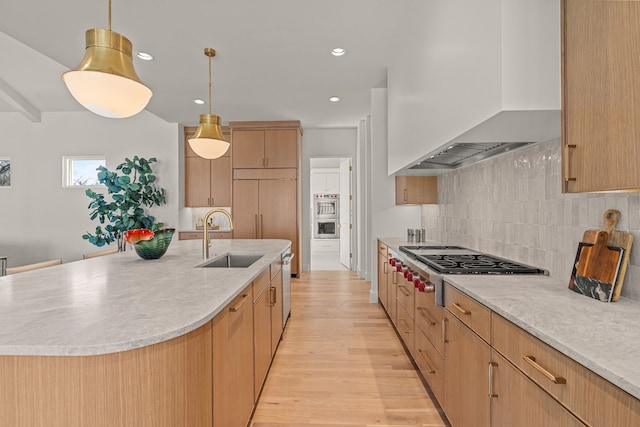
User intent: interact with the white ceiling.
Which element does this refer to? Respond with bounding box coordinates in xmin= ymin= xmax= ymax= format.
xmin=0 ymin=0 xmax=413 ymax=128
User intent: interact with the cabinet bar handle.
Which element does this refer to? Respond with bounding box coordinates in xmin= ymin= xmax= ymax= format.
xmin=254 ymin=215 xmax=259 ymax=239
xmin=488 ymin=362 xmax=498 ymax=398
xmin=417 ymin=307 xmax=437 ymax=326
xmin=270 ymin=286 xmax=277 ymax=306
xmin=230 ymin=293 xmax=250 ymax=312
xmin=260 ymin=214 xmax=264 ymax=239
xmin=523 ymin=356 xmax=566 ymax=384
xmin=452 ymin=302 xmax=471 ymax=315
xmin=383 ymin=262 xmax=388 ymax=274
xmin=392 ymin=271 xmax=397 ymax=284
xmin=418 ymin=350 xmax=436 ymax=374
xmin=563 ymin=144 xmax=577 ymax=183
xmin=397 ymin=285 xmax=411 ymax=297
xmin=442 ymin=318 xmax=448 ymax=344
xmin=404 ymin=189 xmax=408 ymax=202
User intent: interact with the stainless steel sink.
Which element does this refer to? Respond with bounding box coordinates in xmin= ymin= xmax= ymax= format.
xmin=197 ymin=253 xmax=264 ymax=268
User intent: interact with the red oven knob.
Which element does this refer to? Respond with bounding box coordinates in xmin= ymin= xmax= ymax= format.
xmin=396 ymin=264 xmax=404 ymax=272
xmin=389 ymin=258 xmax=396 ymax=267
xmin=418 ymin=281 xmax=426 ymax=292
xmin=413 ymin=277 xmax=421 ymax=288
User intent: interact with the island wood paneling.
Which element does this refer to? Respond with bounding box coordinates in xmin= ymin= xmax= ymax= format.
xmin=0 ymin=322 xmax=213 ymax=427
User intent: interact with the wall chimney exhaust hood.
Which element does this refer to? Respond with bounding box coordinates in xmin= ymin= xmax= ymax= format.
xmin=409 ymin=109 xmax=560 ymax=171
xmin=387 ymin=0 xmax=561 ymax=176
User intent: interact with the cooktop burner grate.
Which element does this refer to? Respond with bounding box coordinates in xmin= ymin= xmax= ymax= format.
xmin=417 ymin=253 xmax=545 ymax=274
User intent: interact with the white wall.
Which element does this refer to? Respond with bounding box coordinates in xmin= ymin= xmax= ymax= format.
xmin=369 ymin=88 xmax=421 ymax=301
xmin=0 ymin=111 xmax=179 ymax=267
xmin=301 ymin=128 xmax=357 ymax=271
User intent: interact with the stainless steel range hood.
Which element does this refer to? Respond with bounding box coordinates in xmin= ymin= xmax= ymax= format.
xmin=410 ymin=141 xmax=534 ymax=170
xmin=405 ymin=110 xmax=560 ymax=172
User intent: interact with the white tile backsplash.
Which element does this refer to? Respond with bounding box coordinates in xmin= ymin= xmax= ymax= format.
xmin=422 ymin=138 xmax=640 ymax=302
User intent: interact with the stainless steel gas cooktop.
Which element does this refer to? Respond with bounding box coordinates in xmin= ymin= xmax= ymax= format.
xmin=399 ymin=245 xmax=545 ymax=275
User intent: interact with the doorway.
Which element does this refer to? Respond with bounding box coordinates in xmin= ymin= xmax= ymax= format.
xmin=310 ymin=157 xmax=352 ymax=271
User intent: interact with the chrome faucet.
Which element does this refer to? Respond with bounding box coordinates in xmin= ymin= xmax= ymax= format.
xmin=203 ymin=208 xmax=234 ymax=259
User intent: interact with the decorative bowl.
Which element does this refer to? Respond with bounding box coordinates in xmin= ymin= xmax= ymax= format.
xmin=132 ymin=228 xmax=175 ymax=260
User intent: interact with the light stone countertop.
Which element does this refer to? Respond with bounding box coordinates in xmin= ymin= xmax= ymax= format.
xmin=0 ymin=239 xmax=290 ymax=357
xmin=380 ymin=237 xmax=640 ymax=401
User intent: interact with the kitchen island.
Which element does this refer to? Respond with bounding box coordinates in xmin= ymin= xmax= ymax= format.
xmin=0 ymin=239 xmax=291 ymax=427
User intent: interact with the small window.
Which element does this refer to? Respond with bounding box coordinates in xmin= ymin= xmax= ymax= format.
xmin=63 ymin=156 xmax=105 ymax=187
xmin=0 ymin=158 xmax=10 ymax=187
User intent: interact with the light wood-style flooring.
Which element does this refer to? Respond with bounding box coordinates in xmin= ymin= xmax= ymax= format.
xmin=251 ymin=270 xmax=449 ymax=427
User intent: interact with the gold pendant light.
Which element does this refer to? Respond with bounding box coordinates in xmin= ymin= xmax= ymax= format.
xmin=188 ymin=48 xmax=230 ymax=159
xmin=62 ymin=0 xmax=152 ymax=118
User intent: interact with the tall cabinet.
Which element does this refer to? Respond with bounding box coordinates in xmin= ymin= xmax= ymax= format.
xmin=231 ymin=121 xmax=302 ymax=276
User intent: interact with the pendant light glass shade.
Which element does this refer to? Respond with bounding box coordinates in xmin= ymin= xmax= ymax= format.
xmin=188 ymin=48 xmax=229 ymax=159
xmin=62 ymin=3 xmax=152 ymax=118
xmin=189 ymin=114 xmax=230 ymax=159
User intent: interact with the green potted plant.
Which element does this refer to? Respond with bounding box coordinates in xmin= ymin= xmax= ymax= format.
xmin=83 ymin=156 xmax=167 ymax=252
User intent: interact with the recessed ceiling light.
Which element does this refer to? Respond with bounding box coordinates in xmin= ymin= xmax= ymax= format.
xmin=194 ymin=99 xmax=205 ymax=105
xmin=331 ymin=48 xmax=346 ymax=56
xmin=136 ymin=52 xmax=154 ymax=61
xmin=329 ymin=96 xmax=340 ymax=102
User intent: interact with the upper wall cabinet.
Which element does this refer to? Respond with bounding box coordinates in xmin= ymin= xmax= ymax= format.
xmin=395 ymin=176 xmax=437 ymax=205
xmin=184 ymin=126 xmax=232 ymax=207
xmin=562 ymin=0 xmax=640 ymax=193
xmin=387 ymin=0 xmax=560 ymax=175
xmin=230 ymin=121 xmax=301 ymax=169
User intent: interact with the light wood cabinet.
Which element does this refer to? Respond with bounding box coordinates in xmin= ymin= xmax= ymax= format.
xmin=562 ymin=0 xmax=640 ymax=192
xmin=253 ymin=269 xmax=272 ymax=401
xmin=213 ymin=285 xmax=254 ymax=427
xmin=230 ymin=122 xmax=300 ymax=169
xmin=443 ymin=311 xmax=491 ymax=427
xmin=491 ymin=351 xmax=583 ymax=427
xmin=395 ymin=176 xmax=437 ymax=205
xmin=377 ymin=243 xmax=389 ymax=309
xmin=414 ymin=326 xmax=445 ymax=406
xmin=184 ymin=126 xmax=232 ymax=207
xmin=233 ymin=175 xmax=298 ymax=276
xmin=493 ymin=313 xmax=640 ymax=427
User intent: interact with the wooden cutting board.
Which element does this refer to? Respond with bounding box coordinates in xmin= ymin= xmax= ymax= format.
xmin=581 ymin=210 xmax=633 ymax=301
xmin=569 ymin=231 xmax=625 ymax=302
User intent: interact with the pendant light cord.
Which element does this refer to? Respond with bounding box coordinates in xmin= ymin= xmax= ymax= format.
xmin=208 ymin=54 xmax=212 ymax=115
xmin=108 ymin=0 xmax=112 ymax=31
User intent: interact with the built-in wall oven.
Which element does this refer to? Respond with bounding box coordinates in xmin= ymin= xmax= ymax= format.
xmin=313 ymin=194 xmax=339 ymax=239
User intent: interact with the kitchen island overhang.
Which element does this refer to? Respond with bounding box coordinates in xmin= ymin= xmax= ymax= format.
xmin=0 ymin=238 xmax=291 ymax=356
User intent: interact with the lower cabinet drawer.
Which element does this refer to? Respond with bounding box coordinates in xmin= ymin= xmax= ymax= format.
xmin=445 ymin=283 xmax=491 ymax=343
xmin=396 ymin=302 xmax=414 ymax=355
xmin=414 ymin=327 xmax=444 ymax=406
xmin=492 ymin=313 xmax=640 ymax=427
xmin=491 ymin=351 xmax=584 ymax=427
xmin=415 ymin=289 xmax=444 ymax=357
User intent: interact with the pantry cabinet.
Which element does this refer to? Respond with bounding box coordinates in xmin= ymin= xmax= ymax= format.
xmin=562 ymin=0 xmax=640 ymax=192
xmin=213 ymin=285 xmax=253 ymax=427
xmin=395 ymin=176 xmax=437 ymax=205
xmin=184 ymin=126 xmax=232 ymax=207
xmin=230 ymin=122 xmax=300 ymax=169
xmin=233 ymin=173 xmax=298 ymax=276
